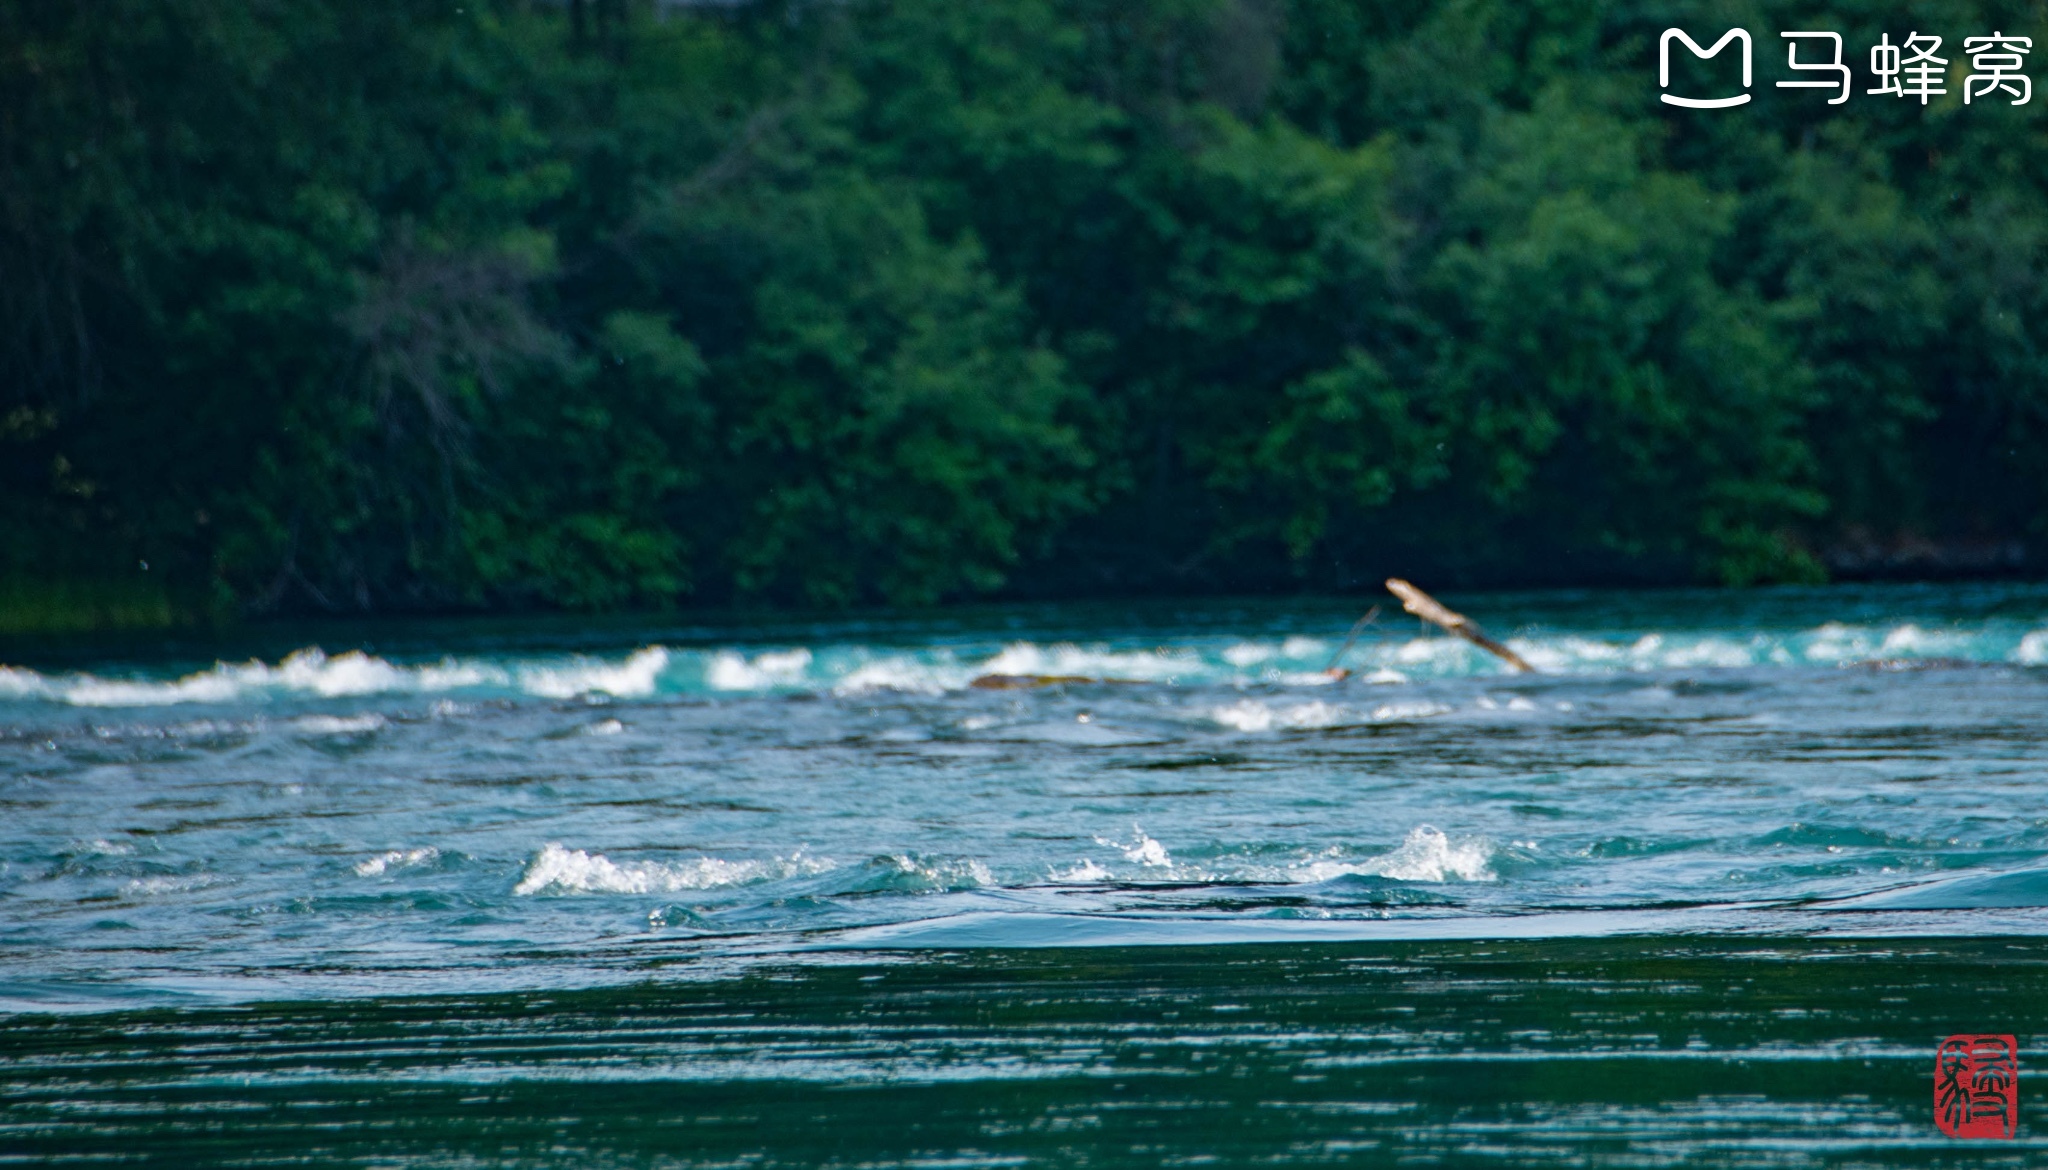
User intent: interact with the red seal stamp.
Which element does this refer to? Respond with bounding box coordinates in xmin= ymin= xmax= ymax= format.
xmin=1934 ymin=1034 xmax=2019 ymax=1139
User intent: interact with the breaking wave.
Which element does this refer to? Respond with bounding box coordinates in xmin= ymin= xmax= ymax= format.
xmin=1051 ymin=825 xmax=1496 ymax=886
xmin=2019 ymin=630 xmax=2048 ymax=665
xmin=843 ymin=854 xmax=995 ymax=894
xmin=1208 ymin=698 xmax=1457 ymax=731
xmin=353 ymin=847 xmax=440 ymax=878
xmin=514 ymin=843 xmax=836 ymax=896
xmin=511 ymin=843 xmax=995 ymax=899
xmin=513 ymin=827 xmax=1490 ymax=902
xmin=1348 ymin=825 xmax=1498 ymax=883
xmin=2 ymin=618 xmax=2044 ymax=709
xmin=0 ymin=647 xmax=667 ymax=708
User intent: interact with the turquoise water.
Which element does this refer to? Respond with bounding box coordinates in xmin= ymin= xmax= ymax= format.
xmin=5 ymin=583 xmax=2048 ymax=1163
xmin=8 ymin=940 xmax=2048 ymax=1166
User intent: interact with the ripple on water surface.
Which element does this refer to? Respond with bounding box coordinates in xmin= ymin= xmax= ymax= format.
xmin=6 ymin=939 xmax=2048 ymax=1167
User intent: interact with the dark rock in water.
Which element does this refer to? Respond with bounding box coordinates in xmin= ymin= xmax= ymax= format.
xmin=1846 ymin=657 xmax=1980 ymax=672
xmin=971 ymin=673 xmax=1128 ymax=689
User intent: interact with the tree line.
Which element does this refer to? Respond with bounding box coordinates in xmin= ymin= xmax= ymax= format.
xmin=3 ymin=0 xmax=2043 ymax=627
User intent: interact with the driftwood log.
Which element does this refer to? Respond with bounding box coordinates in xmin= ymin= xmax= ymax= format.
xmin=1384 ymin=578 xmax=1536 ymax=673
xmin=967 ymin=584 xmax=1529 ymax=689
xmin=1322 ymin=605 xmax=1381 ymax=675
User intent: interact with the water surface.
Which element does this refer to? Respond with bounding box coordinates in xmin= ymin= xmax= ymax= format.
xmin=4 ymin=584 xmax=2047 ymax=1163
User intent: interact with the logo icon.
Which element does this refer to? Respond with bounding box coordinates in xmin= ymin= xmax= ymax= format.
xmin=1935 ymin=1034 xmax=2019 ymax=1139
xmin=1661 ymin=28 xmax=1753 ymax=107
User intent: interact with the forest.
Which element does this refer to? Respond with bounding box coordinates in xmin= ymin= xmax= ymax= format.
xmin=3 ymin=0 xmax=2045 ymax=629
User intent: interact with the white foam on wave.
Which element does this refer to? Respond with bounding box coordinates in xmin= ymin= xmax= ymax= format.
xmin=513 ymin=842 xmax=834 ymax=896
xmin=272 ymin=649 xmax=496 ymax=697
xmin=874 ymin=853 xmax=995 ymax=889
xmin=1391 ymin=636 xmax=1479 ymax=671
xmin=1094 ymin=826 xmax=1174 ymax=868
xmin=0 ymin=645 xmax=672 ymax=707
xmin=707 ymin=648 xmax=813 ymax=690
xmin=120 ymin=874 xmax=222 ymax=897
xmin=1210 ymin=701 xmax=1266 ymax=731
xmin=1274 ymin=670 xmax=1344 ymax=687
xmin=1407 ymin=621 xmax=2044 ymax=676
xmin=170 ymin=718 xmax=255 ymax=737
xmin=1875 ymin=623 xmax=1979 ymax=657
xmin=5 ymin=616 xmax=2042 ymax=714
xmin=1372 ymin=700 xmax=1454 ymax=720
xmin=703 ymin=647 xmax=966 ymax=696
xmin=1800 ymin=622 xmax=1866 ymax=662
xmin=833 ymin=657 xmax=952 ymax=696
xmin=1660 ymin=638 xmax=1761 ymax=669
xmin=0 ymin=648 xmax=440 ymax=707
xmin=1069 ymin=826 xmax=1175 ymax=876
xmin=1210 ymin=698 xmax=1449 ymax=731
xmin=980 ymin=641 xmax=1195 ymax=682
xmin=294 ymin=713 xmax=386 ymax=734
xmin=1445 ymin=631 xmax=1761 ymax=674
xmin=0 ymin=665 xmax=49 ymax=698
xmin=2015 ymin=630 xmax=2048 ymax=665
xmin=1049 ymin=858 xmax=1112 ymax=883
xmin=519 ymin=647 xmax=669 ymax=699
xmin=1270 ymin=828 xmax=1497 ymax=884
xmin=1797 ymin=621 xmax=2021 ymax=666
xmin=66 ymin=666 xmax=251 ymax=706
xmin=1354 ymin=825 xmax=1496 ymax=882
xmin=1211 ymin=699 xmax=1345 ymax=731
xmin=1222 ymin=642 xmax=1275 ymax=667
xmin=1055 ymin=824 xmax=1494 ymax=886
xmin=1221 ymin=636 xmax=1327 ymax=669
xmin=353 ymin=847 xmax=439 ymax=877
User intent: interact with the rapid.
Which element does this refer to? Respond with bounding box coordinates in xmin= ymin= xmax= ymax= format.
xmin=4 ymin=582 xmax=2047 ymax=1007
xmin=7 ymin=582 xmax=2048 ymax=1166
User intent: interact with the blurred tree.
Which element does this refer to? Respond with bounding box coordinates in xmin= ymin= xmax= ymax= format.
xmin=2 ymin=0 xmax=2043 ymax=627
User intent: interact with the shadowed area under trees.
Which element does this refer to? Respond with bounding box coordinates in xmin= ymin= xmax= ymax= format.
xmin=2 ymin=0 xmax=2045 ymax=627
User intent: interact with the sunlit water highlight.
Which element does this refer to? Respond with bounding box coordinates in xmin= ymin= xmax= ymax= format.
xmin=5 ymin=583 xmax=2048 ymax=1164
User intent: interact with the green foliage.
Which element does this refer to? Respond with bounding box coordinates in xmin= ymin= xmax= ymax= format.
xmin=2 ymin=0 xmax=2043 ymax=621
xmin=0 ymin=578 xmax=182 ymax=637
xmin=712 ymin=175 xmax=1091 ymax=605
